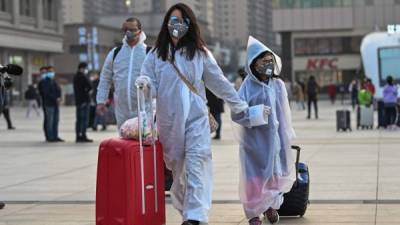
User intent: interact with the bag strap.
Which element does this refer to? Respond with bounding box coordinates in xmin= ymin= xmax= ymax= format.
xmin=170 ymin=60 xmax=207 ymax=102
xmin=112 ymin=46 xmax=122 ymax=62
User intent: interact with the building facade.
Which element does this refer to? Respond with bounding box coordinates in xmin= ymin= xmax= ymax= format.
xmin=213 ymin=0 xmax=277 ymax=49
xmin=62 ymin=0 xmax=129 ymax=24
xmin=273 ymin=0 xmax=400 ymax=90
xmin=0 ymin=0 xmax=63 ymax=101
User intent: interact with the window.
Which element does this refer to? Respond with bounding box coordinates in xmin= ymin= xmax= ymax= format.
xmin=0 ymin=0 xmax=10 ymax=12
xmin=276 ymin=0 xmax=353 ymax=8
xmin=330 ymin=38 xmax=343 ymax=54
xmin=294 ymin=36 xmax=362 ymax=56
xmin=43 ymin=0 xmax=56 ymax=21
xmin=20 ymin=0 xmax=35 ymax=17
xmin=378 ymin=47 xmax=400 ymax=85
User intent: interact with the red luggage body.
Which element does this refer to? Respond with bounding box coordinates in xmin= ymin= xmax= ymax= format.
xmin=96 ymin=138 xmax=166 ymax=225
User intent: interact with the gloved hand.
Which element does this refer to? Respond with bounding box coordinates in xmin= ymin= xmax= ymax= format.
xmin=135 ymin=76 xmax=152 ymax=90
xmin=264 ymin=105 xmax=272 ymax=116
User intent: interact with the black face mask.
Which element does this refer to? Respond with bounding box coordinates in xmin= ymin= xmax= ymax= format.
xmin=255 ymin=63 xmax=275 ymax=78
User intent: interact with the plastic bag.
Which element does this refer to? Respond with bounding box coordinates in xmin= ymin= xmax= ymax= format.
xmin=120 ymin=112 xmax=155 ymax=142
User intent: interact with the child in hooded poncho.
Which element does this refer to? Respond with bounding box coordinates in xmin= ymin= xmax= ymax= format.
xmin=232 ymin=36 xmax=296 ymax=225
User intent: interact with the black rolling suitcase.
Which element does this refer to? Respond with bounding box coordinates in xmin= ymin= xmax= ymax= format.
xmin=278 ymin=145 xmax=310 ymax=217
xmin=336 ymin=110 xmax=351 ymax=131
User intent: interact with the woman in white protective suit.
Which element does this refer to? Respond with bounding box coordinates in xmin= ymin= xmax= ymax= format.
xmin=231 ymin=36 xmax=296 ymax=225
xmin=135 ymin=4 xmax=267 ymax=225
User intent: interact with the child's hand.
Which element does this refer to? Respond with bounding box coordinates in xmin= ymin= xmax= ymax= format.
xmin=264 ymin=106 xmax=272 ymax=116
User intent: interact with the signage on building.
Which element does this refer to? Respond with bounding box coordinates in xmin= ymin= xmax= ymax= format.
xmin=387 ymin=24 xmax=400 ymax=34
xmin=306 ymin=58 xmax=338 ymax=70
xmin=78 ymin=26 xmax=100 ymax=71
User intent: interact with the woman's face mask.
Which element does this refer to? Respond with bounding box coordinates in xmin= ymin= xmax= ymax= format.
xmin=255 ymin=54 xmax=275 ymax=77
xmin=167 ymin=16 xmax=190 ymax=39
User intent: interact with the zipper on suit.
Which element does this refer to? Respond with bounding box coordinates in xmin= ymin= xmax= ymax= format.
xmin=127 ymin=46 xmax=135 ymax=114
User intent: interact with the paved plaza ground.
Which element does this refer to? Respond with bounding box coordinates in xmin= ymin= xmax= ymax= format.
xmin=1 ymin=101 xmax=400 ymax=224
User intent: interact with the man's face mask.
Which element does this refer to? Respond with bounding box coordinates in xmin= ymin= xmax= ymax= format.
xmin=168 ymin=16 xmax=190 ymax=39
xmin=255 ymin=55 xmax=275 ymax=77
xmin=125 ymin=29 xmax=140 ymax=41
xmin=47 ymin=72 xmax=55 ymax=79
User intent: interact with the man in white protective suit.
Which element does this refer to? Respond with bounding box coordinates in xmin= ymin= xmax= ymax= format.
xmin=135 ymin=3 xmax=269 ymax=225
xmin=96 ymin=17 xmax=149 ymax=128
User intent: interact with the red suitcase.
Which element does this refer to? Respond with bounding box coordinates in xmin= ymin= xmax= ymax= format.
xmin=96 ymin=138 xmax=165 ymax=225
xmin=96 ymin=84 xmax=166 ymax=225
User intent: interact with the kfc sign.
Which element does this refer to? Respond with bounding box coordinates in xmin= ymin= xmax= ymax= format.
xmin=307 ymin=58 xmax=338 ymax=70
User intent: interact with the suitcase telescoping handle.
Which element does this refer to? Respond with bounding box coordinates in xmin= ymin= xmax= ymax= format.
xmin=136 ymin=82 xmax=159 ymax=215
xmin=291 ymin=145 xmax=301 ymax=186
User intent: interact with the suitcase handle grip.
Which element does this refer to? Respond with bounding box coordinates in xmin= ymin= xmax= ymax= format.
xmin=291 ymin=145 xmax=301 ymax=186
xmin=291 ymin=145 xmax=301 ymax=151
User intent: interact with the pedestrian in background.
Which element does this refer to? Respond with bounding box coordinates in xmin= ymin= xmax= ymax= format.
xmin=283 ymin=77 xmax=293 ymax=106
xmin=206 ymin=88 xmax=224 ymax=140
xmin=91 ymin=72 xmax=107 ymax=131
xmin=73 ymin=62 xmax=93 ymax=142
xmin=292 ymin=81 xmax=305 ymax=110
xmin=327 ymin=80 xmax=337 ymax=104
xmin=349 ymin=79 xmax=359 ymax=110
xmin=0 ymin=89 xmax=15 ymax=130
xmin=383 ymin=76 xmax=398 ymax=130
xmin=365 ymin=78 xmax=376 ymax=97
xmin=235 ymin=67 xmax=247 ymax=90
xmin=306 ymin=76 xmax=319 ymax=119
xmin=38 ymin=66 xmax=49 ymax=140
xmin=40 ymin=66 xmax=64 ymax=142
xmin=25 ymin=84 xmax=40 ymax=118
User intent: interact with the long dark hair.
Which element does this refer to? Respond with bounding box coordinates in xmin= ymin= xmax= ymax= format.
xmin=154 ymin=3 xmax=206 ymax=61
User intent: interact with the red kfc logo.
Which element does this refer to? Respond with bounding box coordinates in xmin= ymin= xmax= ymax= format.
xmin=307 ymin=58 xmax=338 ymax=70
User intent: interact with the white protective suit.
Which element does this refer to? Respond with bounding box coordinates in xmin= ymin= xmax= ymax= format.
xmin=231 ymin=36 xmax=296 ymax=219
xmin=140 ymin=47 xmax=254 ymax=223
xmin=97 ymin=32 xmax=148 ymax=128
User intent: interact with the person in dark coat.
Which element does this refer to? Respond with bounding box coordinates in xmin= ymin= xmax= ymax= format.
xmin=90 ymin=72 xmax=106 ymax=131
xmin=206 ymin=88 xmax=224 ymax=140
xmin=25 ymin=84 xmax=41 ymax=118
xmin=40 ymin=66 xmax=64 ymax=142
xmin=38 ymin=66 xmax=49 ymax=140
xmin=73 ymin=62 xmax=93 ymax=142
xmin=306 ymin=76 xmax=319 ymax=119
xmin=0 ymin=89 xmax=15 ymax=130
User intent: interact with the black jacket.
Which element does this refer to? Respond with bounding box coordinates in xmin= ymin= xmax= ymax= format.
xmin=73 ymin=72 xmax=92 ymax=105
xmin=91 ymin=78 xmax=100 ymax=104
xmin=39 ymin=77 xmax=61 ymax=107
xmin=307 ymin=80 xmax=319 ymax=97
xmin=206 ymin=89 xmax=224 ymax=114
xmin=25 ymin=87 xmax=39 ymax=100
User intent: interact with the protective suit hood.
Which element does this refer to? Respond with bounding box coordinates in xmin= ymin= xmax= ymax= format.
xmin=245 ymin=36 xmax=282 ymax=83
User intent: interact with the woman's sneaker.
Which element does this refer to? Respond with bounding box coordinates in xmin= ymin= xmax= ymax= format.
xmin=249 ymin=217 xmax=262 ymax=225
xmin=263 ymin=208 xmax=280 ymax=224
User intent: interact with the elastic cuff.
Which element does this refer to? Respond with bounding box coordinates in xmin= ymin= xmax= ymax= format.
xmin=249 ymin=104 xmax=268 ymax=127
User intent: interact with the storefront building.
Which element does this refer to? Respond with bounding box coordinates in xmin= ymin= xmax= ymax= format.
xmin=273 ymin=0 xmax=400 ymax=91
xmin=0 ymin=0 xmax=63 ymax=102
